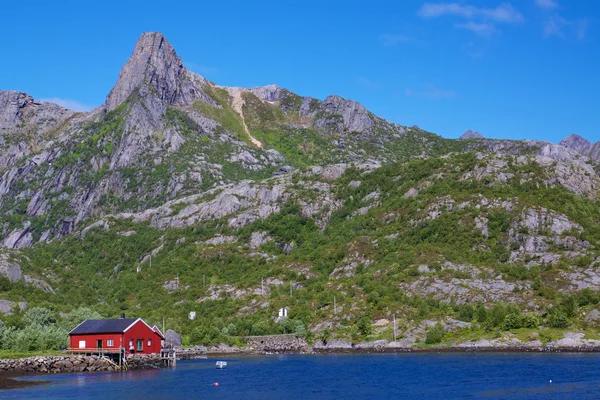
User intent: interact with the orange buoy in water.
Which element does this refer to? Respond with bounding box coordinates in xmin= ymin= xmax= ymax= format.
xmin=214 ymin=382 xmax=219 ymax=387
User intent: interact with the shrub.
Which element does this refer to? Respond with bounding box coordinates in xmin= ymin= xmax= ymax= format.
xmin=547 ymin=309 xmax=569 ymax=328
xmin=502 ymin=313 xmax=539 ymax=330
xmin=357 ymin=317 xmax=373 ymax=336
xmin=425 ymin=323 xmax=445 ymax=344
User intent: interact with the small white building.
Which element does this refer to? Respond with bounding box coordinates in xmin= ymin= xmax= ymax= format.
xmin=188 ymin=311 xmax=196 ymax=320
xmin=278 ymin=307 xmax=288 ymax=318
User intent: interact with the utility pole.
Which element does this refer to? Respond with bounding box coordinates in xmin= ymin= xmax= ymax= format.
xmin=334 ymin=295 xmax=336 ymax=314
xmin=163 ymin=317 xmax=165 ymax=336
xmin=150 ymin=255 xmax=152 ymax=269
xmin=262 ymin=278 xmax=264 ymax=296
xmin=393 ymin=314 xmax=396 ymax=342
xmin=176 ymin=274 xmax=179 ymax=290
xmin=290 ymin=281 xmax=292 ymax=297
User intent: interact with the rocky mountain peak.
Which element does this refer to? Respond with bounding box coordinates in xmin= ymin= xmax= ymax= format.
xmin=0 ymin=90 xmax=74 ymax=136
xmin=248 ymin=84 xmax=282 ymax=102
xmin=559 ymin=134 xmax=592 ymax=153
xmin=104 ymin=32 xmax=207 ymax=111
xmin=460 ymin=130 xmax=484 ymax=140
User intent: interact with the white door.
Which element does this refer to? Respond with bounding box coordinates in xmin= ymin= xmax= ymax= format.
xmin=78 ymin=340 xmax=86 ymax=349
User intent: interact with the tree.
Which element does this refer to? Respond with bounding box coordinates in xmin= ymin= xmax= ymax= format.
xmin=23 ymin=307 xmax=56 ymax=327
xmin=62 ymin=307 xmax=102 ymax=331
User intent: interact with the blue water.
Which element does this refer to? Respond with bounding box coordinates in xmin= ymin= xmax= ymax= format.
xmin=3 ymin=353 xmax=600 ymax=399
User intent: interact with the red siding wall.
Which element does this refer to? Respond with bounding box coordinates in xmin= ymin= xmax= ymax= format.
xmin=123 ymin=320 xmax=163 ymax=354
xmin=70 ymin=319 xmax=163 ymax=354
xmin=69 ymin=333 xmax=124 ymax=351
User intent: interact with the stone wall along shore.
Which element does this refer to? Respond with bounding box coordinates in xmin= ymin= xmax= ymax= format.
xmin=0 ymin=354 xmax=165 ymax=374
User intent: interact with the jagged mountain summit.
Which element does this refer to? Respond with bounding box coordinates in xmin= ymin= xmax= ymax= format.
xmin=0 ymin=31 xmax=598 ymax=250
xmin=559 ymin=134 xmax=600 ymax=161
xmin=459 ymin=130 xmax=484 ymax=140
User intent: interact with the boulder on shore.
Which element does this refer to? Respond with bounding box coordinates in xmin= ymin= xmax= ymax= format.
xmin=165 ymin=329 xmax=182 ymax=347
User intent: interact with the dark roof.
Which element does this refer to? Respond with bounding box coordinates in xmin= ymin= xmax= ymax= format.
xmin=69 ymin=318 xmax=138 ymax=335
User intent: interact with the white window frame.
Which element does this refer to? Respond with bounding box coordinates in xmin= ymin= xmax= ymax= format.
xmin=148 ymin=338 xmax=152 ymax=347
xmin=107 ymin=339 xmax=114 ymax=347
xmin=78 ymin=340 xmax=86 ymax=349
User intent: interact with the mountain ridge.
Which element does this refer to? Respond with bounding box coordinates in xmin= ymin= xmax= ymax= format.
xmin=0 ymin=31 xmax=597 ymax=251
xmin=2 ymin=32 xmax=600 ymax=350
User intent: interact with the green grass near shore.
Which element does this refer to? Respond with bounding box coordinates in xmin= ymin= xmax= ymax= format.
xmin=0 ymin=350 xmax=64 ymax=360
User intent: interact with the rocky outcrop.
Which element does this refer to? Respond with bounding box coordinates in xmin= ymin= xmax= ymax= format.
xmin=559 ymin=134 xmax=600 ymax=160
xmin=313 ymin=339 xmax=354 ymax=351
xmin=0 ymin=91 xmax=75 ymax=136
xmin=0 ymin=253 xmax=22 ymax=281
xmin=165 ymin=329 xmax=182 ymax=347
xmin=0 ymin=299 xmax=27 ymax=315
xmin=460 ymin=130 xmax=484 ymax=140
xmin=245 ymin=334 xmax=309 ymax=353
xmin=105 ymin=32 xmax=211 ymax=111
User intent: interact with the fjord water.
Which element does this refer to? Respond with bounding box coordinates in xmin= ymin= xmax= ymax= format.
xmin=5 ymin=353 xmax=600 ymax=399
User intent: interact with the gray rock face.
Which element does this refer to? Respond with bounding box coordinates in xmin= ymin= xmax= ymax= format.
xmin=105 ymin=32 xmax=210 ymax=111
xmin=0 ymin=299 xmax=26 ymax=315
xmin=558 ymin=134 xmax=600 ymax=160
xmin=165 ymin=329 xmax=182 ymax=347
xmin=0 ymin=253 xmax=23 ymax=281
xmin=460 ymin=130 xmax=484 ymax=140
xmin=584 ymin=309 xmax=600 ymax=323
xmin=0 ymin=91 xmax=75 ymax=136
xmin=313 ymin=95 xmax=373 ymax=133
xmin=248 ymin=84 xmax=282 ymax=102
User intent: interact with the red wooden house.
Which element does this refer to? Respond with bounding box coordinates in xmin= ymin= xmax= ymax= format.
xmin=68 ymin=315 xmax=165 ymax=355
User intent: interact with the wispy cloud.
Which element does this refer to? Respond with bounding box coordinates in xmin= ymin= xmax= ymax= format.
xmin=535 ymin=0 xmax=558 ymax=9
xmin=379 ymin=34 xmax=419 ymax=46
xmin=405 ymin=84 xmax=456 ymax=99
xmin=418 ymin=2 xmax=524 ymax=23
xmin=186 ymin=62 xmax=219 ymax=75
xmin=543 ymin=13 xmax=589 ymax=40
xmin=356 ymin=77 xmax=383 ymax=90
xmin=40 ymin=98 xmax=93 ymax=112
xmin=455 ymin=22 xmax=498 ymax=37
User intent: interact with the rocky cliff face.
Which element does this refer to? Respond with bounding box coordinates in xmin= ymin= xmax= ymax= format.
xmin=105 ymin=32 xmax=212 ymax=111
xmin=559 ymin=134 xmax=600 ymax=160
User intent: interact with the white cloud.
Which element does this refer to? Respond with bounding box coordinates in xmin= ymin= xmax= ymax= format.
xmin=455 ymin=22 xmax=498 ymax=36
xmin=379 ymin=34 xmax=413 ymax=46
xmin=418 ymin=2 xmax=524 ymax=23
xmin=543 ymin=14 xmax=589 ymax=40
xmin=40 ymin=98 xmax=93 ymax=112
xmin=405 ymin=84 xmax=455 ymax=99
xmin=535 ymin=0 xmax=558 ymax=9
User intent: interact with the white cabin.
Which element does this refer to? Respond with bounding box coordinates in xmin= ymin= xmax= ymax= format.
xmin=278 ymin=307 xmax=289 ymax=318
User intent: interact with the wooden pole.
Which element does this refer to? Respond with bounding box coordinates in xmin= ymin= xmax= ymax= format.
xmin=393 ymin=314 xmax=396 ymax=342
xmin=334 ymin=295 xmax=336 ymax=314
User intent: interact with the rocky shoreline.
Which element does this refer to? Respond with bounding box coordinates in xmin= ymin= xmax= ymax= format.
xmin=3 ymin=332 xmax=600 ymax=390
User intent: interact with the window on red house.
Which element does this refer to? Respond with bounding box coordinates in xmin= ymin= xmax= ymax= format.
xmin=148 ymin=338 xmax=152 ymax=347
xmin=107 ymin=339 xmax=114 ymax=347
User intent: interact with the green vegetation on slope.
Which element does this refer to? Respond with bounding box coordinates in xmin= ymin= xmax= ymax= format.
xmin=2 ymin=153 xmax=600 ymax=348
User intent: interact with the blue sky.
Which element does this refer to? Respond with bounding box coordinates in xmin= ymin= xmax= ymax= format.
xmin=2 ymin=0 xmax=598 ymax=142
